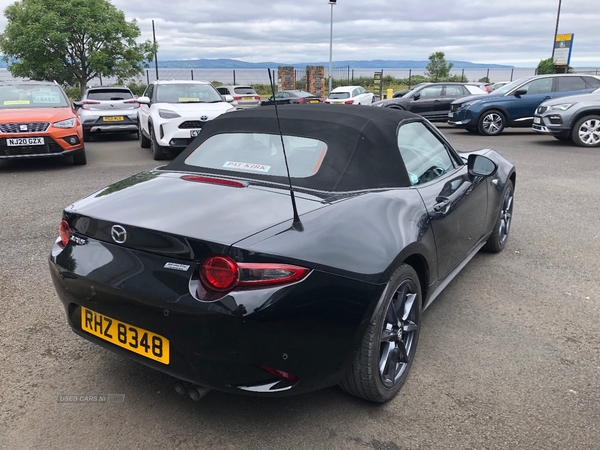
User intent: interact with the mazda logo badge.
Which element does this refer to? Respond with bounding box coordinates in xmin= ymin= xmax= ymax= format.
xmin=111 ymin=225 xmax=127 ymax=244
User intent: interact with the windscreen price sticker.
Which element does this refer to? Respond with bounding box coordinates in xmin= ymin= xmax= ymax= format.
xmin=223 ymin=161 xmax=271 ymax=172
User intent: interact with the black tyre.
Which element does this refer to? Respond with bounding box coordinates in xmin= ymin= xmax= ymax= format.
xmin=478 ymin=110 xmax=505 ymax=136
xmin=150 ymin=128 xmax=166 ymax=160
xmin=72 ymin=149 xmax=87 ymax=165
xmin=82 ymin=130 xmax=91 ymax=142
xmin=340 ymin=264 xmax=422 ymax=403
xmin=571 ymin=115 xmax=600 ymax=147
xmin=483 ymin=180 xmax=514 ymax=253
xmin=139 ymin=128 xmax=150 ymax=148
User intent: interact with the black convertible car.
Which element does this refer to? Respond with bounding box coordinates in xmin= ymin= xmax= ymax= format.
xmin=50 ymin=105 xmax=515 ymax=403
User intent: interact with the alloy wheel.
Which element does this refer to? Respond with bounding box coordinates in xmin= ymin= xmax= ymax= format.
xmin=577 ymin=118 xmax=600 ymax=146
xmin=498 ymin=185 xmax=513 ymax=245
xmin=481 ymin=112 xmax=504 ymax=135
xmin=379 ymin=281 xmax=419 ymax=387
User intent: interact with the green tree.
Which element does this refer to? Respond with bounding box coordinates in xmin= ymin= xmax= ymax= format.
xmin=0 ymin=0 xmax=156 ymax=97
xmin=425 ymin=51 xmax=454 ymax=81
xmin=536 ymin=57 xmax=572 ymax=74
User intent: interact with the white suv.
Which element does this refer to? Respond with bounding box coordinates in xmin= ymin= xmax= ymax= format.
xmin=137 ymin=80 xmax=235 ymax=160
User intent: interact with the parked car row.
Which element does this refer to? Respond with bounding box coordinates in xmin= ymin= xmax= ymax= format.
xmin=2 ymin=74 xmax=599 ymax=168
xmin=447 ymin=74 xmax=600 ymax=142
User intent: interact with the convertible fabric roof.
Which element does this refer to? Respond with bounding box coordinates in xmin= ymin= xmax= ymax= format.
xmin=166 ymin=104 xmax=418 ymax=192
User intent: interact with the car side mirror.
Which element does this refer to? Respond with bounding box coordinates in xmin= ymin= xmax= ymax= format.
xmin=73 ymin=101 xmax=82 ymax=109
xmin=513 ymin=89 xmax=527 ymax=97
xmin=136 ymin=96 xmax=151 ymax=105
xmin=222 ymin=94 xmax=234 ymax=103
xmin=412 ymin=93 xmax=421 ymax=101
xmin=468 ymin=154 xmax=497 ymax=177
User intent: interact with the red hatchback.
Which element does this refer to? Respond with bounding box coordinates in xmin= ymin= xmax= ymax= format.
xmin=0 ymin=81 xmax=86 ymax=165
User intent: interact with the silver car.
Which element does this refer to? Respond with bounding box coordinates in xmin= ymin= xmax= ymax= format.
xmin=533 ymin=87 xmax=600 ymax=147
xmin=76 ymin=86 xmax=139 ymax=141
xmin=216 ymin=85 xmax=261 ymax=109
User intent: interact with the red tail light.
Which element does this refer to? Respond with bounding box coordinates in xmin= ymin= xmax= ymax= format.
xmin=199 ymin=255 xmax=311 ymax=292
xmin=81 ymin=100 xmax=101 ymax=110
xmin=233 ymin=96 xmax=242 ymax=101
xmin=124 ymin=99 xmax=140 ymax=108
xmin=181 ymin=175 xmax=246 ymax=188
xmin=59 ymin=220 xmax=71 ymax=247
xmin=259 ymin=366 xmax=299 ymax=382
xmin=344 ymin=100 xmax=355 ymax=105
xmin=254 ymin=96 xmax=261 ymax=100
xmin=298 ymin=98 xmax=309 ymax=103
xmin=324 ymin=100 xmax=330 ymax=104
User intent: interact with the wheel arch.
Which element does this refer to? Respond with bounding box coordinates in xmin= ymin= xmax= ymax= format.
xmin=570 ymin=109 xmax=600 ymax=128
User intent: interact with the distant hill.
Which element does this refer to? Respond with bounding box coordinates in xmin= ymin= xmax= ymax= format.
xmin=149 ymin=58 xmax=514 ymax=69
xmin=0 ymin=57 xmax=513 ymax=70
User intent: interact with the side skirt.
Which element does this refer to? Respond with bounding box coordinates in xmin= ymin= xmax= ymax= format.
xmin=422 ymin=239 xmax=488 ymax=311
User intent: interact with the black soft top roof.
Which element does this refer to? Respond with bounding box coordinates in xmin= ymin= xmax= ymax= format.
xmin=166 ymin=104 xmax=419 ymax=192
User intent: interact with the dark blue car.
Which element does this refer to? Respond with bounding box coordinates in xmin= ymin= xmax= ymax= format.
xmin=448 ymin=74 xmax=600 ymax=135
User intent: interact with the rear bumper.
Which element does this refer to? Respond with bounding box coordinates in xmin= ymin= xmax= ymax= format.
xmin=49 ymin=238 xmax=379 ymax=396
xmin=82 ymin=115 xmax=138 ymax=134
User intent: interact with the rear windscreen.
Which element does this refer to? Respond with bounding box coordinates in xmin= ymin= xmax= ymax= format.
xmin=184 ymin=133 xmax=328 ymax=178
xmin=87 ymin=90 xmax=134 ymax=100
xmin=328 ymin=92 xmax=350 ymax=99
xmin=233 ymin=87 xmax=257 ymax=95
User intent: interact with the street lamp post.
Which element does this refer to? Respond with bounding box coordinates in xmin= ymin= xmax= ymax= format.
xmin=328 ymin=0 xmax=336 ymax=94
xmin=551 ymin=0 xmax=562 ymax=61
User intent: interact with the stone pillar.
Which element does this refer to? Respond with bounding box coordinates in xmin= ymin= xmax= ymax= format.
xmin=306 ymin=66 xmax=325 ymax=98
xmin=278 ymin=66 xmax=295 ymax=91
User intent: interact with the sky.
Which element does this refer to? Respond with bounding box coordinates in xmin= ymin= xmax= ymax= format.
xmin=0 ymin=0 xmax=598 ymax=67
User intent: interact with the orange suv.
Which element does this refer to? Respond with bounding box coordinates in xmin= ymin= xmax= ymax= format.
xmin=0 ymin=81 xmax=86 ymax=165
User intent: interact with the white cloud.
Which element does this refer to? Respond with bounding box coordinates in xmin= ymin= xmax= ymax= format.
xmin=0 ymin=0 xmax=598 ymax=66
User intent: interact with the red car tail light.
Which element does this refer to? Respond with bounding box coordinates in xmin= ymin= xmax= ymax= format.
xmin=59 ymin=220 xmax=71 ymax=247
xmin=199 ymin=255 xmax=311 ymax=292
xmin=259 ymin=366 xmax=299 ymax=382
xmin=180 ymin=175 xmax=246 ymax=188
xmin=124 ymin=99 xmax=140 ymax=108
xmin=298 ymin=98 xmax=309 ymax=103
xmin=81 ymin=100 xmax=101 ymax=110
xmin=254 ymin=96 xmax=261 ymax=100
xmin=233 ymin=96 xmax=242 ymax=101
xmin=200 ymin=256 xmax=238 ymax=291
xmin=344 ymin=100 xmax=355 ymax=105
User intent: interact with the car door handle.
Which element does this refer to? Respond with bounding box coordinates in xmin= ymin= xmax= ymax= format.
xmin=433 ymin=198 xmax=451 ymax=211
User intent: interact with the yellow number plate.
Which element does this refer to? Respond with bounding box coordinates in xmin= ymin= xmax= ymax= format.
xmin=309 ymin=100 xmax=319 ymax=104
xmin=81 ymin=307 xmax=170 ymax=365
xmin=242 ymin=96 xmax=254 ymax=101
xmin=102 ymin=116 xmax=124 ymax=122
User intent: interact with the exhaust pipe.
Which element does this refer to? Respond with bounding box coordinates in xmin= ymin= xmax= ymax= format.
xmin=174 ymin=380 xmax=211 ymax=401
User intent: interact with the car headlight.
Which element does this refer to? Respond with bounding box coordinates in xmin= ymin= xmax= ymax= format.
xmin=158 ymin=109 xmax=181 ymax=119
xmin=548 ymin=103 xmax=575 ymax=111
xmin=53 ymin=118 xmax=76 ymax=128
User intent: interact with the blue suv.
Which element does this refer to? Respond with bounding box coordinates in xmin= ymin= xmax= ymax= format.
xmin=448 ymin=74 xmax=600 ymax=135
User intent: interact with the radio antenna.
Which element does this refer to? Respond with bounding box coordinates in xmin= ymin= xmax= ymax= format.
xmin=268 ymin=69 xmax=303 ymax=231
